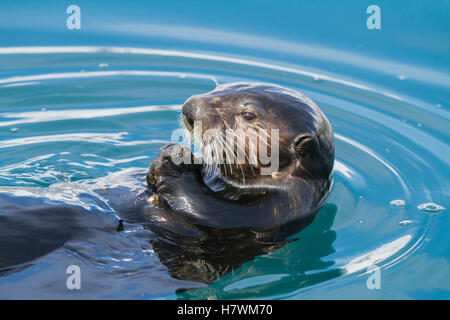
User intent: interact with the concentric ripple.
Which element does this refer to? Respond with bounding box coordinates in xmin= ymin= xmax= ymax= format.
xmin=0 ymin=47 xmax=448 ymax=299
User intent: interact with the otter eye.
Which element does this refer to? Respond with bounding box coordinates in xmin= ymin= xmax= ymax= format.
xmin=242 ymin=112 xmax=256 ymax=121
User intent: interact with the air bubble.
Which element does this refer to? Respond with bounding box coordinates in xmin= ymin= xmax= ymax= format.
xmin=417 ymin=202 xmax=445 ymax=213
xmin=398 ymin=220 xmax=412 ymax=226
xmin=390 ymin=199 xmax=405 ymax=207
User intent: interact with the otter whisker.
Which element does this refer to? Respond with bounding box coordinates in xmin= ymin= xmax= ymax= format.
xmin=229 ymin=131 xmax=257 ymax=177
xmin=213 ymin=138 xmax=228 ymax=179
xmin=216 ymin=113 xmax=244 ymax=177
xmin=215 ymin=134 xmax=234 ymax=175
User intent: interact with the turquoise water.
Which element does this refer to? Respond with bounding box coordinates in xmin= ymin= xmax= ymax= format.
xmin=0 ymin=1 xmax=449 ymax=299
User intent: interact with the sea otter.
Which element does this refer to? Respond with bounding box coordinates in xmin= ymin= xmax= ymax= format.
xmin=146 ymin=82 xmax=334 ymax=233
xmin=0 ymin=82 xmax=334 ymax=286
xmin=141 ymin=83 xmax=334 ymax=284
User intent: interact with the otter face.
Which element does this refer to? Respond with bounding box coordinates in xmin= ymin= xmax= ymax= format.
xmin=181 ymin=82 xmax=334 ymax=190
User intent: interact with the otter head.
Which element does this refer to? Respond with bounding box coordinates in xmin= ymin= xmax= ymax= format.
xmin=181 ymin=82 xmax=334 ymax=199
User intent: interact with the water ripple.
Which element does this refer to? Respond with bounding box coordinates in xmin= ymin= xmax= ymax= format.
xmin=0 ymin=46 xmax=447 ymax=299
xmin=0 ymin=105 xmax=181 ymax=127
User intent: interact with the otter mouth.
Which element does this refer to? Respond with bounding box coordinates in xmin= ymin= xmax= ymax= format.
xmin=182 ymin=113 xmax=213 ymax=154
xmin=182 ymin=112 xmax=228 ymax=172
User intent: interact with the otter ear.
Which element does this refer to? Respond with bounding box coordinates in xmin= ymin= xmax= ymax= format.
xmin=293 ymin=133 xmax=315 ymax=158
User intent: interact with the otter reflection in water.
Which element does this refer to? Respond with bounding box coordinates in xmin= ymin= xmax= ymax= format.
xmin=145 ymin=82 xmax=334 ymax=283
xmin=0 ymin=82 xmax=334 ymax=287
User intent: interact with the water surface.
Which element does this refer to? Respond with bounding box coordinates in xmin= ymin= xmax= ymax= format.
xmin=0 ymin=1 xmax=449 ymax=299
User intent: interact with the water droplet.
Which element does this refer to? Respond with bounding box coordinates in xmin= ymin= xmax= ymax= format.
xmin=398 ymin=220 xmax=412 ymax=226
xmin=390 ymin=199 xmax=406 ymax=207
xmin=359 ymin=195 xmax=364 ymax=199
xmin=397 ymin=75 xmax=406 ymax=80
xmin=418 ymin=202 xmax=445 ymax=213
xmin=359 ymin=220 xmax=364 ymax=224
xmin=10 ymin=127 xmax=19 ymax=132
xmin=417 ymin=122 xmax=422 ymax=127
xmin=98 ymin=62 xmax=109 ymax=68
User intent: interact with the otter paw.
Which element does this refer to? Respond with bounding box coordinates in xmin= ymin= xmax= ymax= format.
xmin=146 ymin=143 xmax=195 ymax=188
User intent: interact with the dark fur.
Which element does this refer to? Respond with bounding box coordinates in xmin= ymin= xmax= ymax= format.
xmin=146 ymin=82 xmax=334 ymax=230
xmin=145 ymin=82 xmax=334 ymax=283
